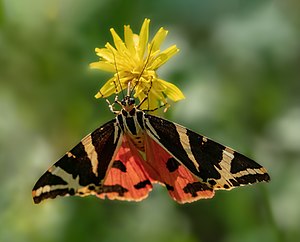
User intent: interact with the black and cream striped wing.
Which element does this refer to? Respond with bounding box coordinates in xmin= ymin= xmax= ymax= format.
xmin=32 ymin=119 xmax=123 ymax=204
xmin=144 ymin=114 xmax=270 ymax=190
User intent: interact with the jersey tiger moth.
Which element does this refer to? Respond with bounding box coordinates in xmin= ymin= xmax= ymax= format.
xmin=32 ymin=96 xmax=270 ymax=204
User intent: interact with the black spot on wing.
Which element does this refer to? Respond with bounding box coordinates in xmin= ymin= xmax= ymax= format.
xmin=183 ymin=182 xmax=213 ymax=197
xmin=145 ymin=115 xmax=199 ymax=175
xmin=88 ymin=185 xmax=96 ymax=190
xmin=235 ymin=173 xmax=270 ymax=185
xmin=230 ymin=151 xmax=264 ymax=174
xmin=208 ymin=179 xmax=217 ymax=186
xmin=229 ymin=179 xmax=240 ymax=187
xmin=166 ymin=158 xmax=180 ymax=172
xmin=33 ymin=171 xmax=67 ymax=190
xmin=187 ymin=130 xmax=223 ymax=181
xmin=69 ymin=188 xmax=75 ymax=195
xmin=112 ymin=160 xmax=127 ymax=172
xmin=165 ymin=183 xmax=174 ymax=191
xmin=97 ymin=184 xmax=128 ymax=197
xmin=134 ymin=180 xmax=151 ymax=189
xmin=33 ymin=188 xmax=71 ymax=204
xmin=223 ymin=184 xmax=230 ymax=189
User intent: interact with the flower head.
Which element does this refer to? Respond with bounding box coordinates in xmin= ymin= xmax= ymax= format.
xmin=90 ymin=18 xmax=185 ymax=110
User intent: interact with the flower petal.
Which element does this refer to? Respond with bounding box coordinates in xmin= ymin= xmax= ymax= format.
xmin=124 ymin=25 xmax=136 ymax=57
xmin=95 ymin=47 xmax=114 ymax=62
xmin=150 ymin=45 xmax=179 ymax=70
xmin=158 ymin=79 xmax=185 ymax=101
xmin=110 ymin=28 xmax=128 ymax=53
xmin=150 ymin=27 xmax=168 ymax=53
xmin=137 ymin=19 xmax=150 ymax=60
xmin=89 ymin=61 xmax=115 ymax=72
xmin=95 ymin=77 xmax=118 ymax=98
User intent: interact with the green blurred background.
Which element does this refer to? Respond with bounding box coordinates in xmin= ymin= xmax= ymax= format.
xmin=1 ymin=0 xmax=300 ymax=241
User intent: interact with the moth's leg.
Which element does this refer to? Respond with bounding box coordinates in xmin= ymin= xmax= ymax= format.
xmin=143 ymin=102 xmax=170 ymax=113
xmin=106 ymin=96 xmax=121 ymax=114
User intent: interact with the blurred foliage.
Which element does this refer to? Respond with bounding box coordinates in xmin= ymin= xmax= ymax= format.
xmin=1 ymin=0 xmax=300 ymax=242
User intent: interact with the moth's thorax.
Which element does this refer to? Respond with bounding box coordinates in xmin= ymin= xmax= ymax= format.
xmin=121 ymin=107 xmax=136 ymax=117
xmin=122 ymin=104 xmax=135 ymax=113
xmin=117 ymin=108 xmax=146 ymax=152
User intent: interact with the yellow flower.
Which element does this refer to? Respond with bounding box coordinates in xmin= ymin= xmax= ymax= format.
xmin=90 ymin=18 xmax=185 ymax=110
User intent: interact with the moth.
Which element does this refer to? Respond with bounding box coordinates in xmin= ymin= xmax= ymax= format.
xmin=32 ymin=95 xmax=270 ymax=204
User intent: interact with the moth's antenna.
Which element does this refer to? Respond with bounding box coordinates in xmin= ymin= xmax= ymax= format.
xmin=112 ymin=50 xmax=125 ymax=99
xmin=130 ymin=43 xmax=154 ymax=97
xmin=146 ymin=77 xmax=153 ymax=110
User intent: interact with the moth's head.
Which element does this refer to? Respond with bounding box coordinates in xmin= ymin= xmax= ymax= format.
xmin=120 ymin=96 xmax=136 ymax=112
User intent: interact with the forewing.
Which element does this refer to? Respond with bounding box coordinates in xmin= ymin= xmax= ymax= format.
xmin=32 ymin=119 xmax=122 ymax=204
xmin=144 ymin=114 xmax=270 ymax=191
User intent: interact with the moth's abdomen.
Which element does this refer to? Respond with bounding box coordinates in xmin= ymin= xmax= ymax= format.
xmin=129 ymin=134 xmax=145 ymax=152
